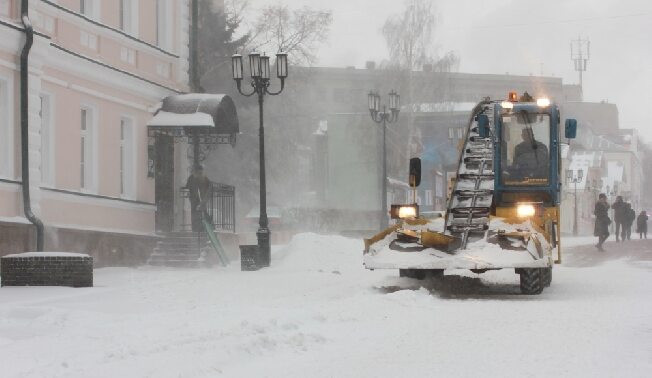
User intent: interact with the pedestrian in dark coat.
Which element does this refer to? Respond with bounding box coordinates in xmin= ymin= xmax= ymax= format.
xmin=624 ymin=203 xmax=635 ymax=241
xmin=611 ymin=196 xmax=626 ymax=242
xmin=594 ymin=193 xmax=611 ymax=251
xmin=636 ymin=210 xmax=648 ymax=239
xmin=185 ymin=165 xmax=211 ymax=232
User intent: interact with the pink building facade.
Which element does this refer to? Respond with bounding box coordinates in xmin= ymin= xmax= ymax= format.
xmin=0 ymin=0 xmax=191 ymax=263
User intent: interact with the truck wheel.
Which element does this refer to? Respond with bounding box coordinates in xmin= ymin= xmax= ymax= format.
xmin=399 ymin=269 xmax=426 ymax=280
xmin=519 ymin=268 xmax=544 ymax=294
xmin=541 ymin=267 xmax=552 ymax=287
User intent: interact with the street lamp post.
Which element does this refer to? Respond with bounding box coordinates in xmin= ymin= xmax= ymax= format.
xmin=367 ymin=90 xmax=400 ymax=230
xmin=566 ymin=169 xmax=583 ymax=236
xmin=231 ymin=51 xmax=288 ymax=267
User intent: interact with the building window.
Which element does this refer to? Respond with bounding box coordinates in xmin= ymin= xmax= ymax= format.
xmin=156 ymin=0 xmax=172 ymax=50
xmin=40 ymin=94 xmax=55 ymax=186
xmin=457 ymin=128 xmax=464 ymax=139
xmin=155 ymin=61 xmax=170 ymax=78
xmin=120 ymin=0 xmax=139 ymax=36
xmin=80 ymin=107 xmax=95 ymax=191
xmin=0 ymin=1 xmax=10 ymax=17
xmin=80 ymin=0 xmax=100 ymax=20
xmin=448 ymin=127 xmax=455 ymax=139
xmin=80 ymin=30 xmax=99 ymax=50
xmin=120 ymin=117 xmax=135 ymax=198
xmin=425 ymin=189 xmax=433 ymax=206
xmin=0 ymin=76 xmax=12 ymax=178
xmin=120 ymin=47 xmax=136 ymax=65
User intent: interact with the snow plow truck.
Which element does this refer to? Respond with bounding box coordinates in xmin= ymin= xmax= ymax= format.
xmin=363 ymin=92 xmax=578 ymax=294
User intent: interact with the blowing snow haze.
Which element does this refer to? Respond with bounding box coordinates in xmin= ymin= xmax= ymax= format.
xmin=245 ymin=0 xmax=652 ymax=139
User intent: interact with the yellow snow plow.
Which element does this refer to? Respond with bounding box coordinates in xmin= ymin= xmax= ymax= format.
xmin=364 ymin=94 xmax=578 ymax=294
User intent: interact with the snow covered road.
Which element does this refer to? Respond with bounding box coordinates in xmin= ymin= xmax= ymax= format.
xmin=1 ymin=234 xmax=651 ymax=378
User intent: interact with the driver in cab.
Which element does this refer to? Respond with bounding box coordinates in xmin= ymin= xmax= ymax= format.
xmin=509 ymin=127 xmax=549 ymax=181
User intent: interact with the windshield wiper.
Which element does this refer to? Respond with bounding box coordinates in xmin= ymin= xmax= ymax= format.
xmin=518 ymin=110 xmax=539 ymax=162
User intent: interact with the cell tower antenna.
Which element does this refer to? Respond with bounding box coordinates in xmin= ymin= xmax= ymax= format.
xmin=570 ymin=35 xmax=590 ymax=88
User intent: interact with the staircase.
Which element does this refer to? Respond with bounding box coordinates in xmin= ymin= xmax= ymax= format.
xmin=147 ymin=232 xmax=210 ymax=268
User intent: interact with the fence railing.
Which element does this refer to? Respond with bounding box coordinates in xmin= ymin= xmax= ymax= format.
xmin=180 ymin=183 xmax=235 ymax=232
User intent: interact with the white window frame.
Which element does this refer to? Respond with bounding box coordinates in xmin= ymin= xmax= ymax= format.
xmin=425 ymin=189 xmax=433 ymax=206
xmin=40 ymin=93 xmax=56 ymax=187
xmin=80 ymin=105 xmax=98 ymax=192
xmin=120 ymin=0 xmax=139 ymax=37
xmin=448 ymin=127 xmax=455 ymax=139
xmin=120 ymin=47 xmax=136 ymax=65
xmin=0 ymin=75 xmax=13 ymax=179
xmin=80 ymin=0 xmax=101 ymax=21
xmin=0 ymin=0 xmax=11 ymax=17
xmin=119 ymin=116 xmax=136 ymax=199
xmin=156 ymin=0 xmax=172 ymax=50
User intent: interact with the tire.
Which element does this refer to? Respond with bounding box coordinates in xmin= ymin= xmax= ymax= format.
xmin=541 ymin=267 xmax=552 ymax=287
xmin=519 ymin=268 xmax=544 ymax=294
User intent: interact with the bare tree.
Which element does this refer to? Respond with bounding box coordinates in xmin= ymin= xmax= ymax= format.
xmin=248 ymin=4 xmax=333 ymax=65
xmin=382 ymin=0 xmax=437 ymax=71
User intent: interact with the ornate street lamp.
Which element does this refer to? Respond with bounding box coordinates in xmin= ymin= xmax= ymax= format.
xmin=231 ymin=51 xmax=288 ymax=267
xmin=368 ymin=90 xmax=400 ymax=229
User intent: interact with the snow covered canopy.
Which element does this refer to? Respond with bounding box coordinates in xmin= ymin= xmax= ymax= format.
xmin=147 ymin=94 xmax=239 ymax=145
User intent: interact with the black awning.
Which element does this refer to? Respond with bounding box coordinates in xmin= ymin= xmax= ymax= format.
xmin=147 ymin=94 xmax=239 ymax=145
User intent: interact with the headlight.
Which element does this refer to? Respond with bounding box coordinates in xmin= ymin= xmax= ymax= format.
xmin=536 ymin=98 xmax=551 ymax=107
xmin=516 ymin=203 xmax=536 ymax=218
xmin=390 ymin=204 xmax=419 ymax=219
xmin=398 ymin=206 xmax=417 ymax=219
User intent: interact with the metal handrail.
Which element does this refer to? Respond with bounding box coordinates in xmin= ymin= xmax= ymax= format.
xmin=180 ymin=182 xmax=236 ymax=232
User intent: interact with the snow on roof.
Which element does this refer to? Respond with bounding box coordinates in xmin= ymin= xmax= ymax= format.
xmin=148 ymin=94 xmax=239 ymax=135
xmin=602 ymin=160 xmax=624 ymax=193
xmin=173 ymin=93 xmax=228 ymax=101
xmin=3 ymin=252 xmax=90 ymax=258
xmin=387 ymin=177 xmax=410 ymax=189
xmin=147 ymin=111 xmax=214 ymax=127
xmin=567 ymin=152 xmax=603 ymax=190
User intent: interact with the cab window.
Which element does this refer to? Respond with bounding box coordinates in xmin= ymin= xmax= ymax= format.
xmin=500 ymin=112 xmax=551 ymax=186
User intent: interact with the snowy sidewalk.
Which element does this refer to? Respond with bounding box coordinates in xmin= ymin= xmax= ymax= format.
xmin=1 ymin=233 xmax=651 ymax=377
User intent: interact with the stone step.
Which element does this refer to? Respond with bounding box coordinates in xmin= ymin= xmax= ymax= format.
xmin=147 ymin=259 xmax=205 ymax=268
xmin=157 ymin=236 xmax=208 ymax=242
xmin=156 ymin=242 xmax=206 ymax=250
xmin=152 ymin=248 xmax=201 ymax=257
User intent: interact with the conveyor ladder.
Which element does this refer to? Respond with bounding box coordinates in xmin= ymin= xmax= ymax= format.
xmin=444 ymin=102 xmax=496 ymax=249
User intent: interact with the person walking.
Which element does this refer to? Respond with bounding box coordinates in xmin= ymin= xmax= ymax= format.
xmin=636 ymin=210 xmax=648 ymax=239
xmin=611 ymin=196 xmax=626 ymax=242
xmin=594 ymin=193 xmax=611 ymax=251
xmin=624 ymin=203 xmax=635 ymax=241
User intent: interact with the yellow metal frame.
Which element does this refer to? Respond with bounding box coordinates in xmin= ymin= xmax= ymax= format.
xmin=495 ymin=206 xmax=562 ymax=263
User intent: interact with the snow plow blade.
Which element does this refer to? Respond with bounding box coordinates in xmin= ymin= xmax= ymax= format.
xmin=364 ymin=225 xmax=400 ymax=253
xmin=420 ymin=231 xmax=461 ymax=252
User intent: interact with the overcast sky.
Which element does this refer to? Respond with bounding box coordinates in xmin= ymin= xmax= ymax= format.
xmin=245 ymin=0 xmax=652 ymax=140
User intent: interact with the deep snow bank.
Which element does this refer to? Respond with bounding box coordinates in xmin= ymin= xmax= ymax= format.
xmin=272 ymin=233 xmax=364 ymax=273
